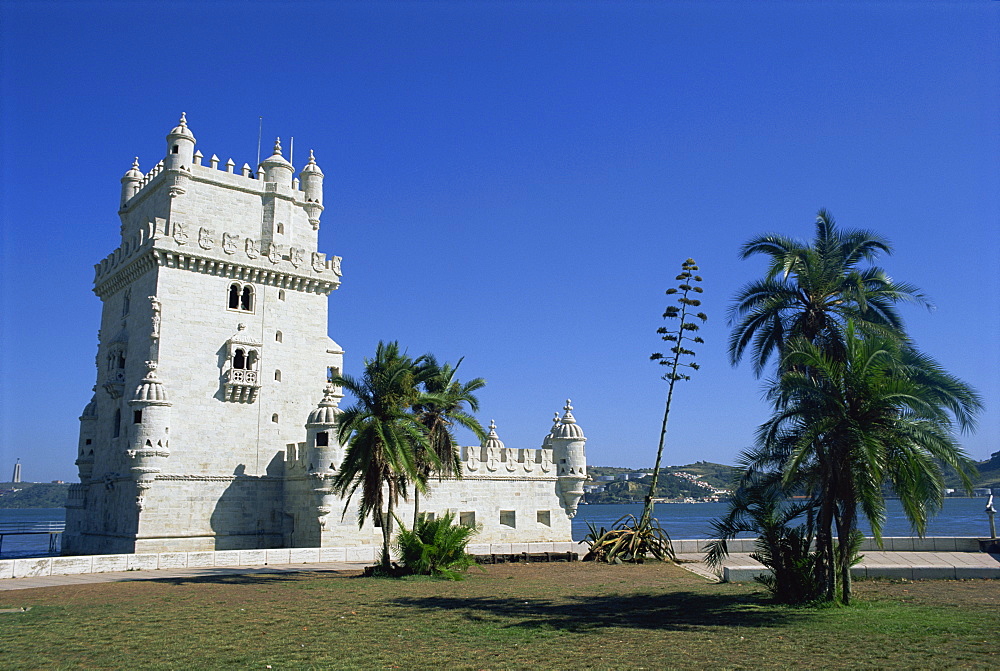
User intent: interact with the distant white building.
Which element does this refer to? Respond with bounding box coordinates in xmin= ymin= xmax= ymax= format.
xmin=63 ymin=116 xmax=587 ymax=555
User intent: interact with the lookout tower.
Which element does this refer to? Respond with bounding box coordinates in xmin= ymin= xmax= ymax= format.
xmin=64 ymin=115 xmax=344 ymax=554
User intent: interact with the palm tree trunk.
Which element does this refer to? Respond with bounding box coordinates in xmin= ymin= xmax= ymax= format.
xmin=835 ymin=498 xmax=856 ymax=604
xmin=816 ymin=494 xmax=836 ymax=601
xmin=381 ymin=496 xmax=395 ymax=569
xmin=412 ymin=489 xmax=420 ymax=529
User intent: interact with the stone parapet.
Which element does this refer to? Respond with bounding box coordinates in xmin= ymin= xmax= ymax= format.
xmin=0 ymin=541 xmax=584 ymax=580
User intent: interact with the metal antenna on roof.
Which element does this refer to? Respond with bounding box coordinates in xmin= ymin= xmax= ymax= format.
xmin=256 ymin=116 xmax=263 ymax=168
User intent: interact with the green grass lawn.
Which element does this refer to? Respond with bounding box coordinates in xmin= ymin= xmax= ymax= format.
xmin=0 ymin=562 xmax=996 ymax=669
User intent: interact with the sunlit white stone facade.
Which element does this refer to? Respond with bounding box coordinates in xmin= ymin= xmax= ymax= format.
xmin=63 ymin=116 xmax=587 ymax=555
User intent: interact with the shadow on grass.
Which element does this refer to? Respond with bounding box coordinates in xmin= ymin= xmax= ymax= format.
xmin=391 ymin=590 xmax=810 ymax=632
xmin=132 ymin=568 xmax=356 ymax=587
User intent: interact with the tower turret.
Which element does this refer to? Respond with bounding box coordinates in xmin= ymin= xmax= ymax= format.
xmin=76 ymin=389 xmax=98 ymax=481
xmin=550 ymin=400 xmax=587 ymax=517
xmin=164 ymin=112 xmax=196 ymax=171
xmin=261 ymin=138 xmax=294 ymax=186
xmin=300 ymin=149 xmax=325 ymax=230
xmin=125 ymin=362 xmax=172 ymax=511
xmin=305 ymin=384 xmax=344 ymax=528
xmin=306 ymin=384 xmax=344 ymax=474
xmin=120 ymin=157 xmax=143 ymax=208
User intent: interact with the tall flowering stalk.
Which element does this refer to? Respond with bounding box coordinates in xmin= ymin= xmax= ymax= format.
xmin=642 ymin=259 xmax=707 ymax=527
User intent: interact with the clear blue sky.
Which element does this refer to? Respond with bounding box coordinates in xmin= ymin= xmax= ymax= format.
xmin=1 ymin=1 xmax=997 ymax=482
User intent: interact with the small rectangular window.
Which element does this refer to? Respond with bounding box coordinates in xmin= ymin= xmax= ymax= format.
xmin=85 ymin=439 xmax=92 ymax=445
xmin=537 ymin=510 xmax=551 ymax=527
xmin=500 ymin=510 xmax=516 ymax=528
xmin=418 ymin=512 xmax=435 ymax=523
xmin=459 ymin=512 xmax=476 ymax=528
xmin=133 ymin=410 xmax=142 ymax=424
xmin=316 ymin=431 xmax=329 ymax=447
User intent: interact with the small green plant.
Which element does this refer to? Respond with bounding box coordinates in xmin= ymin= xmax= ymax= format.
xmin=582 ymin=514 xmax=676 ymax=564
xmin=393 ymin=511 xmax=479 ymax=580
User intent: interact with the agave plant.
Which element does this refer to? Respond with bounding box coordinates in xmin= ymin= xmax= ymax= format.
xmin=582 ymin=514 xmax=676 ymax=564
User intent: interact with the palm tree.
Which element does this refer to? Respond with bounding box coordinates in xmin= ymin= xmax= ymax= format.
xmin=761 ymin=325 xmax=980 ymax=603
xmin=729 ymin=209 xmax=927 ymax=378
xmin=727 ymin=209 xmax=931 ymax=599
xmin=410 ymin=356 xmax=486 ymax=527
xmin=330 ymin=341 xmax=431 ymax=570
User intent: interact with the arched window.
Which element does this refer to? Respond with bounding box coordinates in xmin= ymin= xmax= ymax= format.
xmin=240 ymin=286 xmax=254 ymax=311
xmin=274 ymin=370 xmax=281 ymax=382
xmin=228 ymin=283 xmax=255 ymax=312
xmin=122 ymin=290 xmax=131 ymax=317
xmin=113 ymin=409 xmax=121 ymax=438
xmin=233 ymin=348 xmax=246 ymax=370
xmin=275 ymin=331 xmax=283 ymax=343
xmin=247 ymin=350 xmax=258 ymax=370
xmin=276 ymin=222 xmax=284 ymax=234
xmin=271 ymin=413 xmax=279 ymax=423
xmin=278 ymin=289 xmax=286 ymax=301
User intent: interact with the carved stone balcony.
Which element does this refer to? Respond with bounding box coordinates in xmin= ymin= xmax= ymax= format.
xmin=103 ymin=369 xmax=126 ymax=399
xmin=223 ymin=368 xmax=260 ymax=403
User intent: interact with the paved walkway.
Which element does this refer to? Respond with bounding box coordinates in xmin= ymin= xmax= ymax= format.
xmin=676 ymin=550 xmax=1000 ymax=582
xmin=0 ymin=561 xmax=371 ymax=591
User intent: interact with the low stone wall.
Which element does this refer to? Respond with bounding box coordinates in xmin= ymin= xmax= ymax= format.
xmin=0 ymin=542 xmax=588 ymax=580
xmin=2 ymin=537 xmax=988 ymax=580
xmin=678 ymin=536 xmax=986 ymax=555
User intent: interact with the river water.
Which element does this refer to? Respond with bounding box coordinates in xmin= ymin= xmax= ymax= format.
xmin=1 ymin=498 xmax=995 ymax=559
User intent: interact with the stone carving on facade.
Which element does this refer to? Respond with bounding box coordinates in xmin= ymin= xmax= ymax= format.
xmin=266 ymin=243 xmax=285 ymax=265
xmin=223 ymin=232 xmax=239 ymax=255
xmin=330 ymin=255 xmax=342 ymax=277
xmin=149 ymin=296 xmax=161 ymax=339
xmin=245 ymin=238 xmax=260 ymax=259
xmin=483 ymin=420 xmax=503 ymax=472
xmin=198 ymin=227 xmax=215 ymax=250
xmin=172 ymin=222 xmax=189 ymax=245
xmin=466 ymin=446 xmax=480 ymax=472
xmin=540 ymin=445 xmax=552 ymax=473
xmin=290 ymin=247 xmax=305 ymax=268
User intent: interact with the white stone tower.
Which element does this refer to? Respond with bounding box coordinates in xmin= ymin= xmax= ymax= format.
xmin=64 ymin=115 xmax=343 ymax=554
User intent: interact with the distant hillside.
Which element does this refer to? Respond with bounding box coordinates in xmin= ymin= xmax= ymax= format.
xmin=586 ymin=462 xmax=740 ymax=503
xmin=0 ymin=483 xmax=69 ymax=509
xmin=946 ymin=451 xmax=1000 ymax=491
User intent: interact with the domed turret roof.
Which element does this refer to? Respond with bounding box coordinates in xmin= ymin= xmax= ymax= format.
xmin=482 ymin=419 xmax=505 ymax=450
xmin=81 ymin=390 xmax=98 ymax=419
xmin=307 ymin=384 xmax=344 ymax=426
xmin=167 ymin=112 xmax=195 ymax=141
xmin=541 ymin=412 xmax=560 ymax=447
xmin=261 ymin=138 xmax=292 ymax=168
xmin=551 ymin=400 xmax=585 ymax=440
xmin=300 ymin=149 xmax=324 ymax=176
xmin=132 ymin=363 xmax=169 ymax=404
xmin=123 ymin=157 xmax=143 ymax=180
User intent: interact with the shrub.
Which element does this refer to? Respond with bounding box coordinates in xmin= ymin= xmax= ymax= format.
xmin=394 ymin=512 xmax=479 ymax=580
